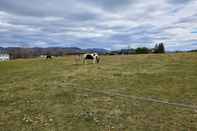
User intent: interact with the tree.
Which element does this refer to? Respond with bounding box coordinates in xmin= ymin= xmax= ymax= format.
xmin=154 ymin=44 xmax=158 ymax=53
xmin=158 ymin=43 xmax=165 ymax=53
xmin=135 ymin=47 xmax=149 ymax=54
xmin=154 ymin=43 xmax=165 ymax=53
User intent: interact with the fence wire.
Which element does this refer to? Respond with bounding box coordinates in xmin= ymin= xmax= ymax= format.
xmin=73 ymin=87 xmax=197 ymax=111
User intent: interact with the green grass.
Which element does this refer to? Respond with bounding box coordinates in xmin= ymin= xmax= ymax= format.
xmin=0 ymin=53 xmax=197 ymax=131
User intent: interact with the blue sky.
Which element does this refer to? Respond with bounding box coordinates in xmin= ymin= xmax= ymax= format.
xmin=0 ymin=0 xmax=196 ymax=50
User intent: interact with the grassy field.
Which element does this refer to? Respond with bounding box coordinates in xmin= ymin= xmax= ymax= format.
xmin=0 ymin=53 xmax=197 ymax=131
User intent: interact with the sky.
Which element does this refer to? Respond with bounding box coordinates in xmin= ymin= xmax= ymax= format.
xmin=0 ymin=0 xmax=197 ymax=51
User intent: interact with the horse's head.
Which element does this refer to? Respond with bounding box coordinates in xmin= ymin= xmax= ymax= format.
xmin=93 ymin=53 xmax=98 ymax=56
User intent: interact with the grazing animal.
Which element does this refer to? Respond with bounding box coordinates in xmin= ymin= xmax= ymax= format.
xmin=83 ymin=53 xmax=100 ymax=64
xmin=46 ymin=55 xmax=52 ymax=59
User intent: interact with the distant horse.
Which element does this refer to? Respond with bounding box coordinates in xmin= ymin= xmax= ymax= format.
xmin=46 ymin=55 xmax=52 ymax=59
xmin=83 ymin=53 xmax=100 ymax=64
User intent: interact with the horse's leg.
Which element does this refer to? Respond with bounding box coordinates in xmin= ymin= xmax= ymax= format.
xmin=93 ymin=58 xmax=96 ymax=64
xmin=98 ymin=57 xmax=100 ymax=63
xmin=83 ymin=59 xmax=86 ymax=64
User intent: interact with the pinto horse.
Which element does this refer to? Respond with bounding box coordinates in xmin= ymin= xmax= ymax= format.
xmin=83 ymin=53 xmax=100 ymax=64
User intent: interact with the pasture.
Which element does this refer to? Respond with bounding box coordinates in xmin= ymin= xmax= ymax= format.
xmin=0 ymin=53 xmax=197 ymax=131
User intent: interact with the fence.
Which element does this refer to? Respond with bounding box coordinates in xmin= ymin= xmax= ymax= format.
xmin=74 ymin=87 xmax=197 ymax=111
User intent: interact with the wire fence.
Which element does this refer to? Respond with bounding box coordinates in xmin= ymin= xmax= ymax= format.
xmin=73 ymin=87 xmax=197 ymax=111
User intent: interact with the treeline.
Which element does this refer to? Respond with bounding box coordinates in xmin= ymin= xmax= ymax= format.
xmin=1 ymin=42 xmax=196 ymax=59
xmin=0 ymin=47 xmax=108 ymax=59
xmin=2 ymin=47 xmax=82 ymax=59
xmin=188 ymin=50 xmax=197 ymax=52
xmin=109 ymin=43 xmax=165 ymax=55
xmin=0 ymin=43 xmax=166 ymax=59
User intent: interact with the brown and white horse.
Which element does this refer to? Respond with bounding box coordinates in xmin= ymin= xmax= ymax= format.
xmin=83 ymin=53 xmax=100 ymax=64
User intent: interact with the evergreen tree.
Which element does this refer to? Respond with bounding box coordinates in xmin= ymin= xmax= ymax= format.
xmin=158 ymin=43 xmax=165 ymax=53
xmin=154 ymin=43 xmax=165 ymax=53
xmin=154 ymin=44 xmax=159 ymax=53
xmin=135 ymin=47 xmax=149 ymax=54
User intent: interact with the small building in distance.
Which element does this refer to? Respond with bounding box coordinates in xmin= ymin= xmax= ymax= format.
xmin=0 ymin=53 xmax=10 ymax=61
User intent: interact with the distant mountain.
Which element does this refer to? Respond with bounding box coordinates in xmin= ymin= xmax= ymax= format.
xmin=0 ymin=47 xmax=8 ymax=53
xmin=109 ymin=48 xmax=135 ymax=55
xmin=0 ymin=47 xmax=109 ymax=59
xmin=64 ymin=47 xmax=82 ymax=53
xmin=83 ymin=48 xmax=109 ymax=54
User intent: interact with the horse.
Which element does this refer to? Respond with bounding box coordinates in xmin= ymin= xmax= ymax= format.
xmin=46 ymin=55 xmax=52 ymax=59
xmin=83 ymin=53 xmax=100 ymax=64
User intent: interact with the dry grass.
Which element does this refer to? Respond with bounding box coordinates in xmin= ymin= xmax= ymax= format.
xmin=0 ymin=53 xmax=197 ymax=131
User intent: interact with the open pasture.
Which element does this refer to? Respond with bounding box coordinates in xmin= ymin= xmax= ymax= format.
xmin=0 ymin=53 xmax=197 ymax=131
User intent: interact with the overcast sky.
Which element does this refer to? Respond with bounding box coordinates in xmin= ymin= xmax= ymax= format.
xmin=0 ymin=0 xmax=197 ymax=50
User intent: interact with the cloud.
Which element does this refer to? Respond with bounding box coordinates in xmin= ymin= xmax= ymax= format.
xmin=168 ymin=0 xmax=193 ymax=4
xmin=0 ymin=0 xmax=196 ymax=50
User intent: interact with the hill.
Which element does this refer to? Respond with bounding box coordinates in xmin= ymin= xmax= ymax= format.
xmin=0 ymin=47 xmax=109 ymax=59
